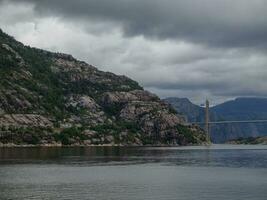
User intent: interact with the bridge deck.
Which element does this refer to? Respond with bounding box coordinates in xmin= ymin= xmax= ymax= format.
xmin=191 ymin=119 xmax=267 ymax=124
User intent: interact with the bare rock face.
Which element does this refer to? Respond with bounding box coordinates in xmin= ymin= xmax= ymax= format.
xmin=67 ymin=95 xmax=100 ymax=111
xmin=0 ymin=114 xmax=53 ymax=128
xmin=101 ymin=90 xmax=159 ymax=105
xmin=0 ymin=89 xmax=34 ymax=112
xmin=101 ymin=90 xmax=187 ymax=143
xmin=52 ymin=56 xmax=141 ymax=93
xmin=65 ymin=95 xmax=107 ymax=125
xmin=53 ymin=57 xmax=96 ymax=74
xmin=137 ymin=108 xmax=185 ymax=139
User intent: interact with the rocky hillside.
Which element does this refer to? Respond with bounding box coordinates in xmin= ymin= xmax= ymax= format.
xmin=165 ymin=97 xmax=267 ymax=143
xmin=0 ymin=29 xmax=206 ymax=146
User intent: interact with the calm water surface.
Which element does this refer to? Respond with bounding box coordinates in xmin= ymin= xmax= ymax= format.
xmin=0 ymin=145 xmax=266 ymax=200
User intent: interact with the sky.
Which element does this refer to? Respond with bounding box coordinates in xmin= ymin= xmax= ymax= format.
xmin=0 ymin=0 xmax=267 ymax=105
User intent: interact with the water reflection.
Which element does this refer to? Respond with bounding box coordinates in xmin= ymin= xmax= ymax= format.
xmin=0 ymin=145 xmax=266 ymax=200
xmin=0 ymin=145 xmax=266 ymax=168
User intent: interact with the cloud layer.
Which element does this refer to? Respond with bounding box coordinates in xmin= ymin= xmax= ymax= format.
xmin=1 ymin=0 xmax=267 ymax=104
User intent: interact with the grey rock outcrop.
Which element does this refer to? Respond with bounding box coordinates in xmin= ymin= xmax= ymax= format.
xmin=101 ymin=90 xmax=187 ymax=143
xmin=0 ymin=114 xmax=53 ymax=128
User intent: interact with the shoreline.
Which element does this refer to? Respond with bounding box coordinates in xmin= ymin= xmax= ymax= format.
xmin=0 ymin=143 xmax=209 ymax=148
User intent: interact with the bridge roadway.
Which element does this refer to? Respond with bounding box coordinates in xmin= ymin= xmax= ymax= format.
xmin=191 ymin=119 xmax=267 ymax=125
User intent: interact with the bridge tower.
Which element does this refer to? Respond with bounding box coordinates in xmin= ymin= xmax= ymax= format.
xmin=205 ymin=99 xmax=210 ymax=143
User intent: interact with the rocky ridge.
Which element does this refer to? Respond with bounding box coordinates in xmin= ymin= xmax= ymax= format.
xmin=0 ymin=29 xmax=206 ymax=146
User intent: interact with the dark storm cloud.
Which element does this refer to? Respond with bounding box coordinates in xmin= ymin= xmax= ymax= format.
xmin=1 ymin=0 xmax=267 ymax=104
xmin=3 ymin=0 xmax=267 ymax=49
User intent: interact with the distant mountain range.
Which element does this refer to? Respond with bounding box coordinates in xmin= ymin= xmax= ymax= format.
xmin=164 ymin=97 xmax=267 ymax=143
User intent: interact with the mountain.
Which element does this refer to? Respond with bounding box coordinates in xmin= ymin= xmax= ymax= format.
xmin=164 ymin=97 xmax=205 ymax=123
xmin=0 ymin=29 xmax=206 ymax=146
xmin=164 ymin=97 xmax=267 ymax=143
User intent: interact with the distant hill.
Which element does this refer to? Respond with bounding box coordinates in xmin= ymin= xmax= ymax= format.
xmin=212 ymin=98 xmax=267 ymax=117
xmin=163 ymin=97 xmax=205 ymax=123
xmin=164 ymin=97 xmax=267 ymax=143
xmin=227 ymin=136 xmax=267 ymax=145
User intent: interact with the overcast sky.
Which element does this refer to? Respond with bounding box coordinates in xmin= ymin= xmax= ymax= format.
xmin=1 ymin=0 xmax=267 ymax=105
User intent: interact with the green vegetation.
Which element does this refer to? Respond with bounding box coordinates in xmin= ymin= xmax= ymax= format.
xmin=55 ymin=127 xmax=86 ymax=145
xmin=0 ymin=127 xmax=54 ymax=145
xmin=91 ymin=121 xmax=140 ymax=144
xmin=177 ymin=125 xmax=197 ymax=144
xmin=103 ymin=103 xmax=124 ymax=116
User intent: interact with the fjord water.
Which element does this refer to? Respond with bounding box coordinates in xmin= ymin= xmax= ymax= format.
xmin=0 ymin=145 xmax=266 ymax=200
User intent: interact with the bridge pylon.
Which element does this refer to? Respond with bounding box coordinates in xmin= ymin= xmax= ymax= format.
xmin=205 ymin=99 xmax=211 ymax=143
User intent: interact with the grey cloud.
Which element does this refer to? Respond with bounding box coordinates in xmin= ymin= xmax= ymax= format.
xmin=1 ymin=0 xmax=267 ymax=104
xmin=3 ymin=0 xmax=267 ymax=49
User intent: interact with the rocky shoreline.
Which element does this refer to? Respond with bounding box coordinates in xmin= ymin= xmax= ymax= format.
xmin=227 ymin=136 xmax=267 ymax=145
xmin=0 ymin=142 xmax=208 ymax=148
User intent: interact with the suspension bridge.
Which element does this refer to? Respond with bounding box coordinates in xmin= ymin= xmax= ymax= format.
xmin=191 ymin=100 xmax=267 ymax=142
